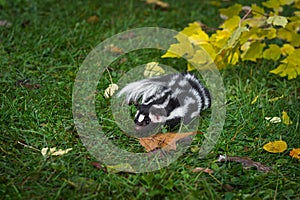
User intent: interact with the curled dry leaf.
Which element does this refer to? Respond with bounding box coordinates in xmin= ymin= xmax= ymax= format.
xmin=263 ymin=140 xmax=287 ymax=153
xmin=218 ymin=155 xmax=272 ymax=172
xmin=282 ymin=111 xmax=293 ymax=125
xmin=104 ymin=83 xmax=119 ymax=98
xmin=146 ymin=0 xmax=169 ymax=8
xmin=41 ymin=147 xmax=72 ymax=157
xmin=139 ymin=132 xmax=196 ymax=152
xmin=192 ymin=167 xmax=214 ymax=174
xmin=289 ymin=148 xmax=300 ymax=161
xmin=143 ymin=62 xmax=165 ymax=78
xmin=265 ymin=116 xmax=281 ymax=123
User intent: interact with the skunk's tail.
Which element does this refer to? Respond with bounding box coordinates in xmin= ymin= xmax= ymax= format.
xmin=116 ymin=78 xmax=166 ymax=104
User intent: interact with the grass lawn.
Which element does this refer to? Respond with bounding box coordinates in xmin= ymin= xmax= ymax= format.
xmin=1 ymin=0 xmax=299 ymax=199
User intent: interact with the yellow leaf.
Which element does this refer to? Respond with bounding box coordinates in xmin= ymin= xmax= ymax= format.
xmin=278 ymin=0 xmax=294 ymax=5
xmin=251 ymin=95 xmax=259 ymax=104
xmin=227 ymin=51 xmax=239 ymax=65
xmin=106 ymin=163 xmax=135 ymax=173
xmin=219 ymin=4 xmax=242 ymax=19
xmin=180 ymin=22 xmax=203 ymax=37
xmin=270 ymin=49 xmax=300 ymax=79
xmin=263 ymin=141 xmax=287 ymax=153
xmin=200 ymin=43 xmax=217 ymax=60
xmin=210 ymin=30 xmax=231 ymax=49
xmin=251 ymin=4 xmax=265 ymax=17
xmin=262 ymin=0 xmax=283 ymax=13
xmin=144 ymin=62 xmax=165 ymax=77
xmin=187 ymin=62 xmax=195 ymax=71
xmin=104 ymin=83 xmax=119 ymax=98
xmin=188 ymin=50 xmax=210 ymax=67
xmin=282 ymin=111 xmax=293 ymax=125
xmin=263 ymin=44 xmax=282 ymax=60
xmin=51 ymin=148 xmax=72 ymax=156
xmin=280 ymin=44 xmax=295 ymax=56
xmin=268 ymin=95 xmax=284 ymax=102
xmin=241 ymin=41 xmax=265 ymax=62
xmin=221 ymin=16 xmax=241 ymax=31
xmin=221 ymin=26 xmax=249 ymax=52
xmin=289 ymin=148 xmax=300 ymax=161
xmin=162 ymin=34 xmax=195 ymax=59
xmin=267 ymin=15 xmax=288 ymax=27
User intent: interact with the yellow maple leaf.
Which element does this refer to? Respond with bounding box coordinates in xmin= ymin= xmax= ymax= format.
xmin=289 ymin=148 xmax=300 ymax=161
xmin=220 ymin=16 xmax=241 ymax=31
xmin=180 ymin=22 xmax=203 ymax=37
xmin=270 ymin=49 xmax=300 ymax=79
xmin=263 ymin=44 xmax=282 ymax=60
xmin=219 ymin=4 xmax=242 ymax=19
xmin=263 ymin=141 xmax=287 ymax=153
xmin=267 ymin=15 xmax=288 ymax=27
xmin=262 ymin=0 xmax=283 ymax=13
xmin=161 ymin=34 xmax=195 ymax=59
xmin=144 ymin=62 xmax=165 ymax=78
xmin=280 ymin=44 xmax=295 ymax=56
xmin=282 ymin=111 xmax=293 ymax=125
xmin=241 ymin=41 xmax=265 ymax=62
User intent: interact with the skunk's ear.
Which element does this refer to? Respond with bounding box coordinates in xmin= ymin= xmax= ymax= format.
xmin=149 ymin=113 xmax=165 ymax=123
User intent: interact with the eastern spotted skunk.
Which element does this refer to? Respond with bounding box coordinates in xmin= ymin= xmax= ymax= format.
xmin=116 ymin=73 xmax=211 ymax=132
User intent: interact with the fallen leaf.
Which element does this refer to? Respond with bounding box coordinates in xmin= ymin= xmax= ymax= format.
xmin=143 ymin=62 xmax=165 ymax=77
xmin=268 ymin=95 xmax=284 ymax=102
xmin=51 ymin=148 xmax=72 ymax=156
xmin=91 ymin=162 xmax=107 ymax=172
xmin=104 ymin=83 xmax=119 ymax=98
xmin=251 ymin=95 xmax=259 ymax=104
xmin=106 ymin=163 xmax=135 ymax=173
xmin=87 ymin=15 xmax=99 ymax=24
xmin=16 ymin=79 xmax=41 ymax=89
xmin=192 ymin=167 xmax=214 ymax=174
xmin=289 ymin=148 xmax=300 ymax=161
xmin=265 ymin=116 xmax=281 ymax=123
xmin=145 ymin=0 xmax=169 ymax=8
xmin=282 ymin=111 xmax=293 ymax=125
xmin=218 ymin=155 xmax=272 ymax=172
xmin=104 ymin=44 xmax=123 ymax=55
xmin=263 ymin=140 xmax=287 ymax=153
xmin=41 ymin=147 xmax=72 ymax=157
xmin=139 ymin=132 xmax=196 ymax=152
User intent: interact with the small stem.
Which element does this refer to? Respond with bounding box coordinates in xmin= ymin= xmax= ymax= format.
xmin=106 ymin=67 xmax=114 ymax=84
xmin=239 ymin=8 xmax=252 ymax=27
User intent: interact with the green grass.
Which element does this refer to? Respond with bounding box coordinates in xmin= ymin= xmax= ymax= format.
xmin=1 ymin=0 xmax=300 ymax=199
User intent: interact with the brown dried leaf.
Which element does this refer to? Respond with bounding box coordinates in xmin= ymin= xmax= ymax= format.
xmin=87 ymin=15 xmax=99 ymax=24
xmin=104 ymin=44 xmax=124 ymax=55
xmin=139 ymin=131 xmax=196 ymax=152
xmin=218 ymin=155 xmax=272 ymax=172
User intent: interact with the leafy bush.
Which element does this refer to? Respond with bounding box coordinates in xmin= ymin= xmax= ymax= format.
xmin=162 ymin=0 xmax=300 ymax=80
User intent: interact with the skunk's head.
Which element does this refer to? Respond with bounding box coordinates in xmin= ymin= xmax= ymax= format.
xmin=134 ymin=104 xmax=166 ymax=132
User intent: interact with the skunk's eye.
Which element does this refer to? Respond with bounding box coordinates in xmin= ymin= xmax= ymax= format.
xmin=145 ymin=119 xmax=150 ymax=125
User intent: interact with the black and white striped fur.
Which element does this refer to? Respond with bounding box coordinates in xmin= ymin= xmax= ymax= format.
xmin=117 ymin=73 xmax=211 ymax=132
